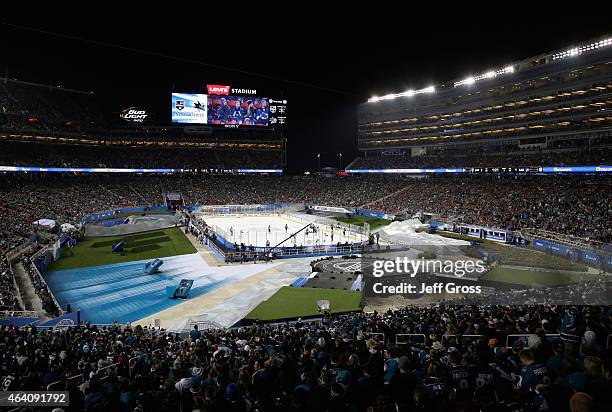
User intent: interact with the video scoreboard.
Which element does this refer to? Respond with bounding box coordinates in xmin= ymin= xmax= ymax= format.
xmin=172 ymin=84 xmax=287 ymax=128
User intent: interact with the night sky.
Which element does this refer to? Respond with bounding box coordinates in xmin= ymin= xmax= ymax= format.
xmin=1 ymin=16 xmax=610 ymax=173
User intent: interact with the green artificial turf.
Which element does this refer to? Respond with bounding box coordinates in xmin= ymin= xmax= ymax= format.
xmin=483 ymin=266 xmax=594 ymax=287
xmin=334 ymin=215 xmax=391 ymax=230
xmin=244 ymin=286 xmax=361 ymax=320
xmin=48 ymin=227 xmax=196 ymax=270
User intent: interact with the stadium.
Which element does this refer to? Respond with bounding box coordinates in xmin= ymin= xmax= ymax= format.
xmin=0 ymin=19 xmax=610 ymax=412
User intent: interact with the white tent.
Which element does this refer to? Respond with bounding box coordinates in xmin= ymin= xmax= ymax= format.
xmin=33 ymin=219 xmax=56 ymax=230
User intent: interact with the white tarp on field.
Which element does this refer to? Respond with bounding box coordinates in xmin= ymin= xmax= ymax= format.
xmin=378 ymin=219 xmax=470 ymax=246
xmin=168 ymin=272 xmax=299 ymax=331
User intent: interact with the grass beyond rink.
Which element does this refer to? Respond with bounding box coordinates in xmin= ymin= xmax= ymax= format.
xmin=244 ymin=287 xmax=361 ymax=321
xmin=334 ymin=215 xmax=390 ymax=231
xmin=482 ymin=267 xmax=594 ymax=287
xmin=48 ymin=227 xmax=196 ymax=270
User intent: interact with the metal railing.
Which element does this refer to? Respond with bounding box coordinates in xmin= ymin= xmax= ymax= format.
xmin=188 ymin=320 xmax=225 ymax=331
xmin=46 ymin=338 xmax=183 ymax=391
xmin=0 ymin=309 xmax=41 ymax=318
xmin=222 ymin=244 xmax=363 ymax=262
xmin=5 ymin=241 xmax=34 ymax=262
xmin=363 ymin=332 xmax=385 ymax=343
xmin=441 ymin=334 xmax=484 ymax=344
xmin=196 ymin=204 xmax=285 ymax=216
xmin=505 ymin=334 xmax=560 ymax=348
xmin=521 ymin=227 xmax=610 ymax=254
xmin=395 ymin=333 xmax=426 ymax=345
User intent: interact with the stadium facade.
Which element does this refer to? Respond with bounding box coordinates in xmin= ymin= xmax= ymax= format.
xmin=357 ymin=36 xmax=612 ymax=159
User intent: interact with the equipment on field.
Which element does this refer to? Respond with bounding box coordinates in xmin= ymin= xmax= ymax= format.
xmin=144 ymin=259 xmax=163 ymax=275
xmin=167 ymin=279 xmax=194 ymax=299
xmin=111 ymin=240 xmax=125 ymax=253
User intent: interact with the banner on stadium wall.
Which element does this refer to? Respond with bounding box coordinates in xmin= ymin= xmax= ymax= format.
xmin=36 ymin=311 xmax=83 ymax=330
xmin=0 ymin=317 xmax=39 ymax=328
xmin=345 ymin=165 xmax=612 ymax=174
xmin=309 ymin=205 xmax=353 ymax=214
xmin=80 ymin=205 xmax=169 ymax=225
xmin=353 ymin=209 xmax=395 ymax=221
xmin=0 ymin=166 xmax=283 ymax=174
xmin=532 ymin=238 xmax=612 ymax=269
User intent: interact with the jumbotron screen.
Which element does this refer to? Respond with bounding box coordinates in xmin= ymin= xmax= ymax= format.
xmin=171 ymin=84 xmax=287 ymax=128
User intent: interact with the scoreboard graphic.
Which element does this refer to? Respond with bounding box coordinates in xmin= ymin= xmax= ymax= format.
xmin=171 ymin=84 xmax=287 ymax=128
xmin=171 ymin=93 xmax=208 ymax=124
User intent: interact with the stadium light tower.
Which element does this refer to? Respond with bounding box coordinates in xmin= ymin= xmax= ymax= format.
xmin=338 ymin=153 xmax=343 ymax=170
xmin=317 ymin=153 xmax=321 ymax=172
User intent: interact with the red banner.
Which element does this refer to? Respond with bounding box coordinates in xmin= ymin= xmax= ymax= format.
xmin=206 ymin=84 xmax=230 ymax=95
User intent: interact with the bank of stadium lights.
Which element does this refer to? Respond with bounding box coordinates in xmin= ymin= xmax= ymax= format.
xmin=552 ymin=38 xmax=612 ymax=60
xmin=368 ymin=37 xmax=610 ymax=102
xmin=368 ymin=85 xmax=435 ymax=103
xmin=453 ymin=66 xmax=515 ymax=88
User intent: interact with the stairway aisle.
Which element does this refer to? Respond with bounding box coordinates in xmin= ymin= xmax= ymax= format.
xmin=13 ymin=262 xmax=43 ymax=312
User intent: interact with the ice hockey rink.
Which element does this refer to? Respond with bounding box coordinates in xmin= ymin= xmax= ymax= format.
xmin=201 ymin=214 xmax=366 ymax=247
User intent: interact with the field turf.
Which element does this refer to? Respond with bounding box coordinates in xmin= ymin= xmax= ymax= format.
xmin=482 ymin=267 xmax=594 ymax=287
xmin=244 ymin=286 xmax=361 ymax=321
xmin=48 ymin=227 xmax=196 ymax=270
xmin=334 ymin=215 xmax=391 ymax=230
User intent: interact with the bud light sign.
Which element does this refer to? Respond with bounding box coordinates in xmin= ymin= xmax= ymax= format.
xmin=119 ymin=107 xmax=149 ymax=123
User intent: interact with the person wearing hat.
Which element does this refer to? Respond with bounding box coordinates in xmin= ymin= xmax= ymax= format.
xmin=546 ymin=339 xmax=566 ymax=377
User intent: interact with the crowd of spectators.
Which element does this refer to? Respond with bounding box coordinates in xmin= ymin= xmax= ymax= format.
xmin=0 ymin=141 xmax=284 ymax=170
xmin=0 ymin=303 xmax=609 ymax=411
xmin=0 ymin=173 xmax=609 ymax=246
xmin=439 ymin=277 xmax=612 ymax=306
xmin=0 ymin=80 xmax=106 ymax=133
xmin=0 ymin=174 xmax=406 ymax=239
xmin=366 ymin=175 xmax=611 ymax=244
xmin=350 ymin=144 xmax=611 ymax=170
